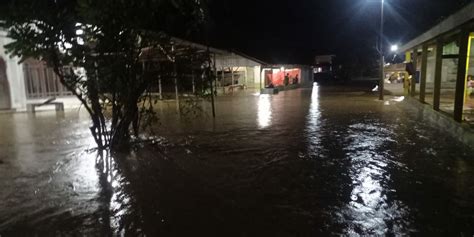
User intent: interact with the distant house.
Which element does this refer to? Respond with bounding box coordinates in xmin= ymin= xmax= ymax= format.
xmin=260 ymin=64 xmax=314 ymax=88
xmin=314 ymin=55 xmax=335 ymax=73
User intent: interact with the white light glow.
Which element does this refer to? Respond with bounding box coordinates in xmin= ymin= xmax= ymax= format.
xmin=391 ymin=96 xmax=405 ymax=102
xmin=257 ymin=95 xmax=272 ymax=129
xmin=77 ymin=37 xmax=84 ymax=45
xmin=390 ymin=44 xmax=399 ymax=52
xmin=305 ymin=83 xmax=322 ymax=155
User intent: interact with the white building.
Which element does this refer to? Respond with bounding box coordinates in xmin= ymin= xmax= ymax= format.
xmin=0 ymin=30 xmax=81 ymax=112
xmin=173 ymin=39 xmax=264 ymax=89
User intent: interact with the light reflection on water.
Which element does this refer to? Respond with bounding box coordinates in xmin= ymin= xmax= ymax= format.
xmin=306 ymin=83 xmax=322 ymax=155
xmin=341 ymin=123 xmax=411 ymax=235
xmin=1 ymin=87 xmax=474 ymax=235
xmin=257 ymin=94 xmax=272 ymax=128
xmin=0 ymin=112 xmax=102 ymax=232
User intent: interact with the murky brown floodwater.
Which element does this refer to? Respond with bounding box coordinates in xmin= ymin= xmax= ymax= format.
xmin=1 ymin=85 xmax=474 ymax=236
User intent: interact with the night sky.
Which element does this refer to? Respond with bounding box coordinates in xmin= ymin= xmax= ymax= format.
xmin=206 ymin=0 xmax=471 ymax=64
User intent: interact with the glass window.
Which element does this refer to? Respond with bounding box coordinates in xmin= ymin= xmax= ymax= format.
xmin=439 ymin=40 xmax=458 ymax=115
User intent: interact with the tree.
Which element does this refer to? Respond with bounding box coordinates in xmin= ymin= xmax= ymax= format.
xmin=0 ymin=0 xmax=210 ymax=149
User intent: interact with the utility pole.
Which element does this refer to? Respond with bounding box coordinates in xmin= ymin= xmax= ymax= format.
xmin=379 ymin=0 xmax=385 ymax=100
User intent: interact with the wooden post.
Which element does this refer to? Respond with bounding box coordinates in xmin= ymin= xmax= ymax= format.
xmin=174 ymin=68 xmax=178 ymax=102
xmin=411 ymin=48 xmax=418 ymax=97
xmin=231 ymin=67 xmax=234 ymax=86
xmin=454 ymin=30 xmax=470 ymax=122
xmin=213 ymin=53 xmax=218 ymax=97
xmin=221 ymin=67 xmax=225 ymax=94
xmin=208 ymin=49 xmax=216 ymax=118
xmin=172 ymin=45 xmax=179 ymax=111
xmin=215 ymin=70 xmax=218 ymax=93
xmin=191 ymin=69 xmax=196 ymax=94
xmin=158 ymin=75 xmax=162 ymax=100
xmin=419 ymin=44 xmax=428 ymax=103
xmin=433 ymin=39 xmax=443 ymax=111
xmin=244 ymin=67 xmax=248 ymax=88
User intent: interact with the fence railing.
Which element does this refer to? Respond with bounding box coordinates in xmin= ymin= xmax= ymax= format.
xmin=22 ymin=59 xmax=73 ymax=99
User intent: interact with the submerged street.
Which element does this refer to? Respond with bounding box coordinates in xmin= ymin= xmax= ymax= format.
xmin=1 ymin=85 xmax=473 ymax=235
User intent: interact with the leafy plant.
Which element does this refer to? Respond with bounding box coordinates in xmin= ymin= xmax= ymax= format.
xmin=0 ymin=0 xmax=211 ymax=150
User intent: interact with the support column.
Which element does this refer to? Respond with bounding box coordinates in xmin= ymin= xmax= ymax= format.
xmin=173 ymin=64 xmax=179 ymax=113
xmin=209 ymin=53 xmax=216 ymax=118
xmin=174 ymin=69 xmax=178 ymax=102
xmin=419 ymin=44 xmax=428 ymax=103
xmin=433 ymin=39 xmax=443 ymax=111
xmin=411 ymin=48 xmax=418 ymax=97
xmin=171 ymin=45 xmax=179 ymax=112
xmin=173 ymin=73 xmax=179 ymax=104
xmin=221 ymin=67 xmax=225 ymax=94
xmin=213 ymin=53 xmax=218 ymax=97
xmin=201 ymin=71 xmax=204 ymax=94
xmin=231 ymin=68 xmax=234 ymax=86
xmin=158 ymin=75 xmax=162 ymax=100
xmin=454 ymin=30 xmax=470 ymax=122
xmin=191 ymin=69 xmax=195 ymax=94
xmin=244 ymin=67 xmax=248 ymax=87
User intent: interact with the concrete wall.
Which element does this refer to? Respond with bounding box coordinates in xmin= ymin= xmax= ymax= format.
xmin=405 ymin=97 xmax=474 ymax=149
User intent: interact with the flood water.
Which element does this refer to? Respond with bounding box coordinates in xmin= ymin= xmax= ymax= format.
xmin=1 ymin=85 xmax=474 ymax=236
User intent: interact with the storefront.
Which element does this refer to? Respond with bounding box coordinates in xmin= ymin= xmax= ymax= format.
xmin=261 ymin=65 xmax=313 ymax=89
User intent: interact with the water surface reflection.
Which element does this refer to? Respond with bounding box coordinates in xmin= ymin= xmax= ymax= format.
xmin=341 ymin=123 xmax=412 ymax=235
xmin=257 ymin=94 xmax=272 ymax=128
xmin=1 ymin=87 xmax=474 ymax=236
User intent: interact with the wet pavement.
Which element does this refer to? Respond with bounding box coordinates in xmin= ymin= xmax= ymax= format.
xmin=1 ymin=85 xmax=474 ymax=236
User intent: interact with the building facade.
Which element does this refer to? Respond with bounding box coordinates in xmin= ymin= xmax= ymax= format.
xmin=395 ymin=2 xmax=474 ymax=125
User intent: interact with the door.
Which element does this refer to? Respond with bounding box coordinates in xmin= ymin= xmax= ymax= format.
xmin=0 ymin=57 xmax=11 ymax=110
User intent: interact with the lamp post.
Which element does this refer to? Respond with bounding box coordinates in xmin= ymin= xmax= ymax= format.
xmin=390 ymin=44 xmax=399 ymax=63
xmin=379 ymin=0 xmax=385 ymax=100
xmin=390 ymin=44 xmax=398 ymax=52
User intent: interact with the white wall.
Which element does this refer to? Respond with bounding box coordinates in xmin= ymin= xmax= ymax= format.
xmin=254 ymin=66 xmax=261 ymax=87
xmin=0 ymin=31 xmax=27 ymax=110
xmin=1 ymin=30 xmax=81 ymax=112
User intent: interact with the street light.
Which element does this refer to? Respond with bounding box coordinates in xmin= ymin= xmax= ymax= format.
xmin=378 ymin=0 xmax=385 ymax=100
xmin=390 ymin=44 xmax=398 ymax=52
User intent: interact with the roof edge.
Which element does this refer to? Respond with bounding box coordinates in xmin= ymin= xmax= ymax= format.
xmin=399 ymin=2 xmax=474 ymax=52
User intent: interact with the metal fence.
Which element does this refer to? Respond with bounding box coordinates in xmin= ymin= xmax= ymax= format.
xmin=22 ymin=59 xmax=72 ymax=99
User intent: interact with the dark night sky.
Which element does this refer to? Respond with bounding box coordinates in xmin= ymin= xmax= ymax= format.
xmin=205 ymin=0 xmax=471 ymax=64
